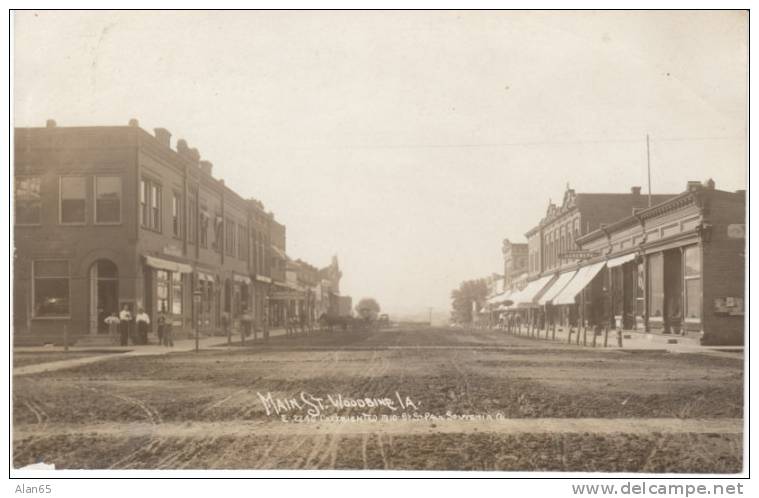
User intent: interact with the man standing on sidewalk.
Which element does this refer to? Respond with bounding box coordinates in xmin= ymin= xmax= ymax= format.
xmin=118 ymin=304 xmax=133 ymax=346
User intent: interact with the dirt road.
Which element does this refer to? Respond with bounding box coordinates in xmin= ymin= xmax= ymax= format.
xmin=13 ymin=327 xmax=744 ymax=472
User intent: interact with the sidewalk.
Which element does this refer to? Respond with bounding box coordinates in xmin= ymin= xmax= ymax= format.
xmin=491 ymin=325 xmax=743 ymax=357
xmin=12 ymin=327 xmax=296 ymax=376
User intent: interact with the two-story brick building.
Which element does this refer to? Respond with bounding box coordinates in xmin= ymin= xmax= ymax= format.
xmin=13 ymin=120 xmax=336 ymax=345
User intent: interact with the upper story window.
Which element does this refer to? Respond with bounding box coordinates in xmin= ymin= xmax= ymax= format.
xmin=151 ymin=184 xmax=162 ymax=231
xmin=15 ymin=176 xmax=41 ymax=225
xmin=200 ymin=208 xmax=209 ymax=248
xmin=95 ymin=176 xmax=121 ymax=224
xmin=225 ymin=218 xmax=236 ymax=256
xmin=237 ymin=225 xmax=246 ymax=260
xmin=60 ymin=176 xmax=86 ymax=224
xmin=172 ymin=192 xmax=182 ymax=238
xmin=140 ymin=178 xmax=162 ymax=232
xmin=188 ymin=191 xmax=197 ymax=244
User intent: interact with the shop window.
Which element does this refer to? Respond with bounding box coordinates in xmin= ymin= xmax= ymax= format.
xmin=648 ymin=253 xmax=664 ymax=318
xmin=157 ymin=270 xmax=169 ymax=313
xmin=684 ymin=246 xmax=702 ymax=320
xmin=635 ymin=260 xmax=645 ymax=316
xmin=95 ymin=176 xmax=121 ymax=224
xmin=60 ymin=176 xmax=86 ymax=224
xmin=33 ymin=260 xmax=69 ymax=317
xmin=15 ymin=176 xmax=41 ymax=225
xmin=172 ymin=272 xmax=183 ymax=315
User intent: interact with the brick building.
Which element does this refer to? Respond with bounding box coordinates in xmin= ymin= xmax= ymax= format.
xmin=572 ymin=180 xmax=745 ymax=345
xmin=13 ymin=120 xmax=336 ymax=345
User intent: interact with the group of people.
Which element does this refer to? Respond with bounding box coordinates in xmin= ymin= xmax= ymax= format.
xmin=104 ymin=304 xmax=175 ymax=347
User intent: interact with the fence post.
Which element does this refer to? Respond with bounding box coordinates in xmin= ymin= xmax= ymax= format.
xmin=604 ymin=327 xmax=609 ymax=348
xmin=592 ymin=327 xmax=597 ymax=348
xmin=63 ymin=324 xmax=69 ymax=352
xmin=617 ymin=329 xmax=623 ymax=348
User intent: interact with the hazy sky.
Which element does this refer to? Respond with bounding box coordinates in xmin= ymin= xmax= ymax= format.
xmin=14 ymin=11 xmax=747 ymax=316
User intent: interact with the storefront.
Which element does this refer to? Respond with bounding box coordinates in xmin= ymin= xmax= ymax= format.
xmin=142 ymin=255 xmax=193 ymax=336
xmin=575 ymin=182 xmax=745 ymax=345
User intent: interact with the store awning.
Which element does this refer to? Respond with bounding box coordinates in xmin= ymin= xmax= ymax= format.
xmin=607 ymin=252 xmax=637 ymax=268
xmin=196 ymin=271 xmax=215 ymax=282
xmin=233 ymin=274 xmax=252 ymax=285
xmin=255 ymin=274 xmax=272 ymax=283
xmin=508 ymin=274 xmax=555 ymax=308
xmin=552 ymin=261 xmax=606 ymax=305
xmin=144 ymin=255 xmax=193 ymax=274
xmin=537 ymin=270 xmax=578 ymax=305
xmin=270 ymin=245 xmax=288 ymax=260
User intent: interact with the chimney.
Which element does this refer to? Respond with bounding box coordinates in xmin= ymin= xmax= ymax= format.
xmin=199 ymin=160 xmax=213 ymax=176
xmin=189 ymin=148 xmax=200 ymax=164
xmin=631 ymin=186 xmax=641 ymax=196
xmin=176 ymin=139 xmax=189 ymax=156
xmin=128 ymin=118 xmax=139 ymax=127
xmin=154 ymin=128 xmax=172 ymax=148
xmin=704 ymin=178 xmax=716 ymax=190
xmin=686 ymin=181 xmax=702 ymax=192
xmin=45 ymin=119 xmax=56 ymax=128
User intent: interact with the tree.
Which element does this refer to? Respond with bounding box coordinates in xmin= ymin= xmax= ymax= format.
xmin=355 ymin=298 xmax=381 ymax=321
xmin=450 ymin=278 xmax=488 ymax=324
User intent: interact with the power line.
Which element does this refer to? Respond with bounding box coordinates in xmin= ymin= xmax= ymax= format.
xmin=243 ymin=135 xmax=745 ymax=151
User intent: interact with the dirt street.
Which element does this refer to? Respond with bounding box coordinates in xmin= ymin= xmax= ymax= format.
xmin=12 ymin=327 xmax=744 ymax=472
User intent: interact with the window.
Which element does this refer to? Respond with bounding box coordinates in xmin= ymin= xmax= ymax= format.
xmin=172 ymin=192 xmax=182 ymax=238
xmin=635 ymin=260 xmax=645 ymax=317
xmin=252 ymin=231 xmax=259 ymax=273
xmin=237 ymin=225 xmax=246 ymax=260
xmin=200 ymin=209 xmax=209 ymax=248
xmin=172 ymin=272 xmax=183 ymax=315
xmin=225 ymin=218 xmax=236 ymax=256
xmin=188 ymin=191 xmax=197 ymax=244
xmin=157 ymin=270 xmax=169 ymax=313
xmin=140 ymin=180 xmax=149 ymax=227
xmin=60 ymin=176 xmax=86 ymax=224
xmin=141 ymin=178 xmax=162 ymax=231
xmin=683 ymin=245 xmax=701 ymax=320
xmin=95 ymin=176 xmax=121 ymax=223
xmin=648 ymin=253 xmax=664 ymax=318
xmin=151 ymin=184 xmax=162 ymax=231
xmin=33 ymin=260 xmax=69 ymax=317
xmin=15 ymin=176 xmax=41 ymax=225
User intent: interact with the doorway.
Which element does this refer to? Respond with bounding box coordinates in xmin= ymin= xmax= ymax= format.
xmin=89 ymin=259 xmax=119 ymax=334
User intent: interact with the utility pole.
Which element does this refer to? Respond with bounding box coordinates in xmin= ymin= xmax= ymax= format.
xmin=646 ymin=134 xmax=652 ymax=207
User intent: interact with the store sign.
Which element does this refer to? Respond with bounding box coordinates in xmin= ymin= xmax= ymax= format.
xmin=727 ymin=224 xmax=745 ymax=239
xmin=559 ymin=250 xmax=600 ymax=260
xmin=163 ymin=244 xmax=183 ymax=257
xmin=270 ymin=291 xmax=304 ymax=300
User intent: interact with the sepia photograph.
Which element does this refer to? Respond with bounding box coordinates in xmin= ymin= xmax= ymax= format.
xmin=9 ymin=8 xmax=749 ymax=484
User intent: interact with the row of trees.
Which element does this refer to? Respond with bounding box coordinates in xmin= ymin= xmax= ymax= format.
xmin=450 ymin=278 xmax=488 ymax=324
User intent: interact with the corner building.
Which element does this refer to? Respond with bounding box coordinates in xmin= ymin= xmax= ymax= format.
xmin=14 ymin=120 xmax=287 ymax=345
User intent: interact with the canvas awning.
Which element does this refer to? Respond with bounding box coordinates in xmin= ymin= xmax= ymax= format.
xmin=144 ymin=255 xmax=193 ymax=274
xmin=607 ymin=252 xmax=637 ymax=268
xmin=233 ymin=274 xmax=252 ymax=285
xmin=537 ymin=270 xmax=578 ymax=306
xmin=270 ymin=245 xmax=288 ymax=260
xmin=508 ymin=274 xmax=555 ymax=308
xmin=255 ymin=274 xmax=272 ymax=283
xmin=552 ymin=261 xmax=606 ymax=305
xmin=196 ymin=271 xmax=215 ymax=282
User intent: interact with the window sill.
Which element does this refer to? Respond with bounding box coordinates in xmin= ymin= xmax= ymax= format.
xmin=32 ymin=316 xmax=71 ymax=320
xmin=95 ymin=222 xmax=123 ymax=226
xmin=59 ymin=222 xmax=87 ymax=226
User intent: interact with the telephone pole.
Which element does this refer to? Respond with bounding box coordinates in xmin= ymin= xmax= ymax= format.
xmin=646 ymin=134 xmax=652 ymax=207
